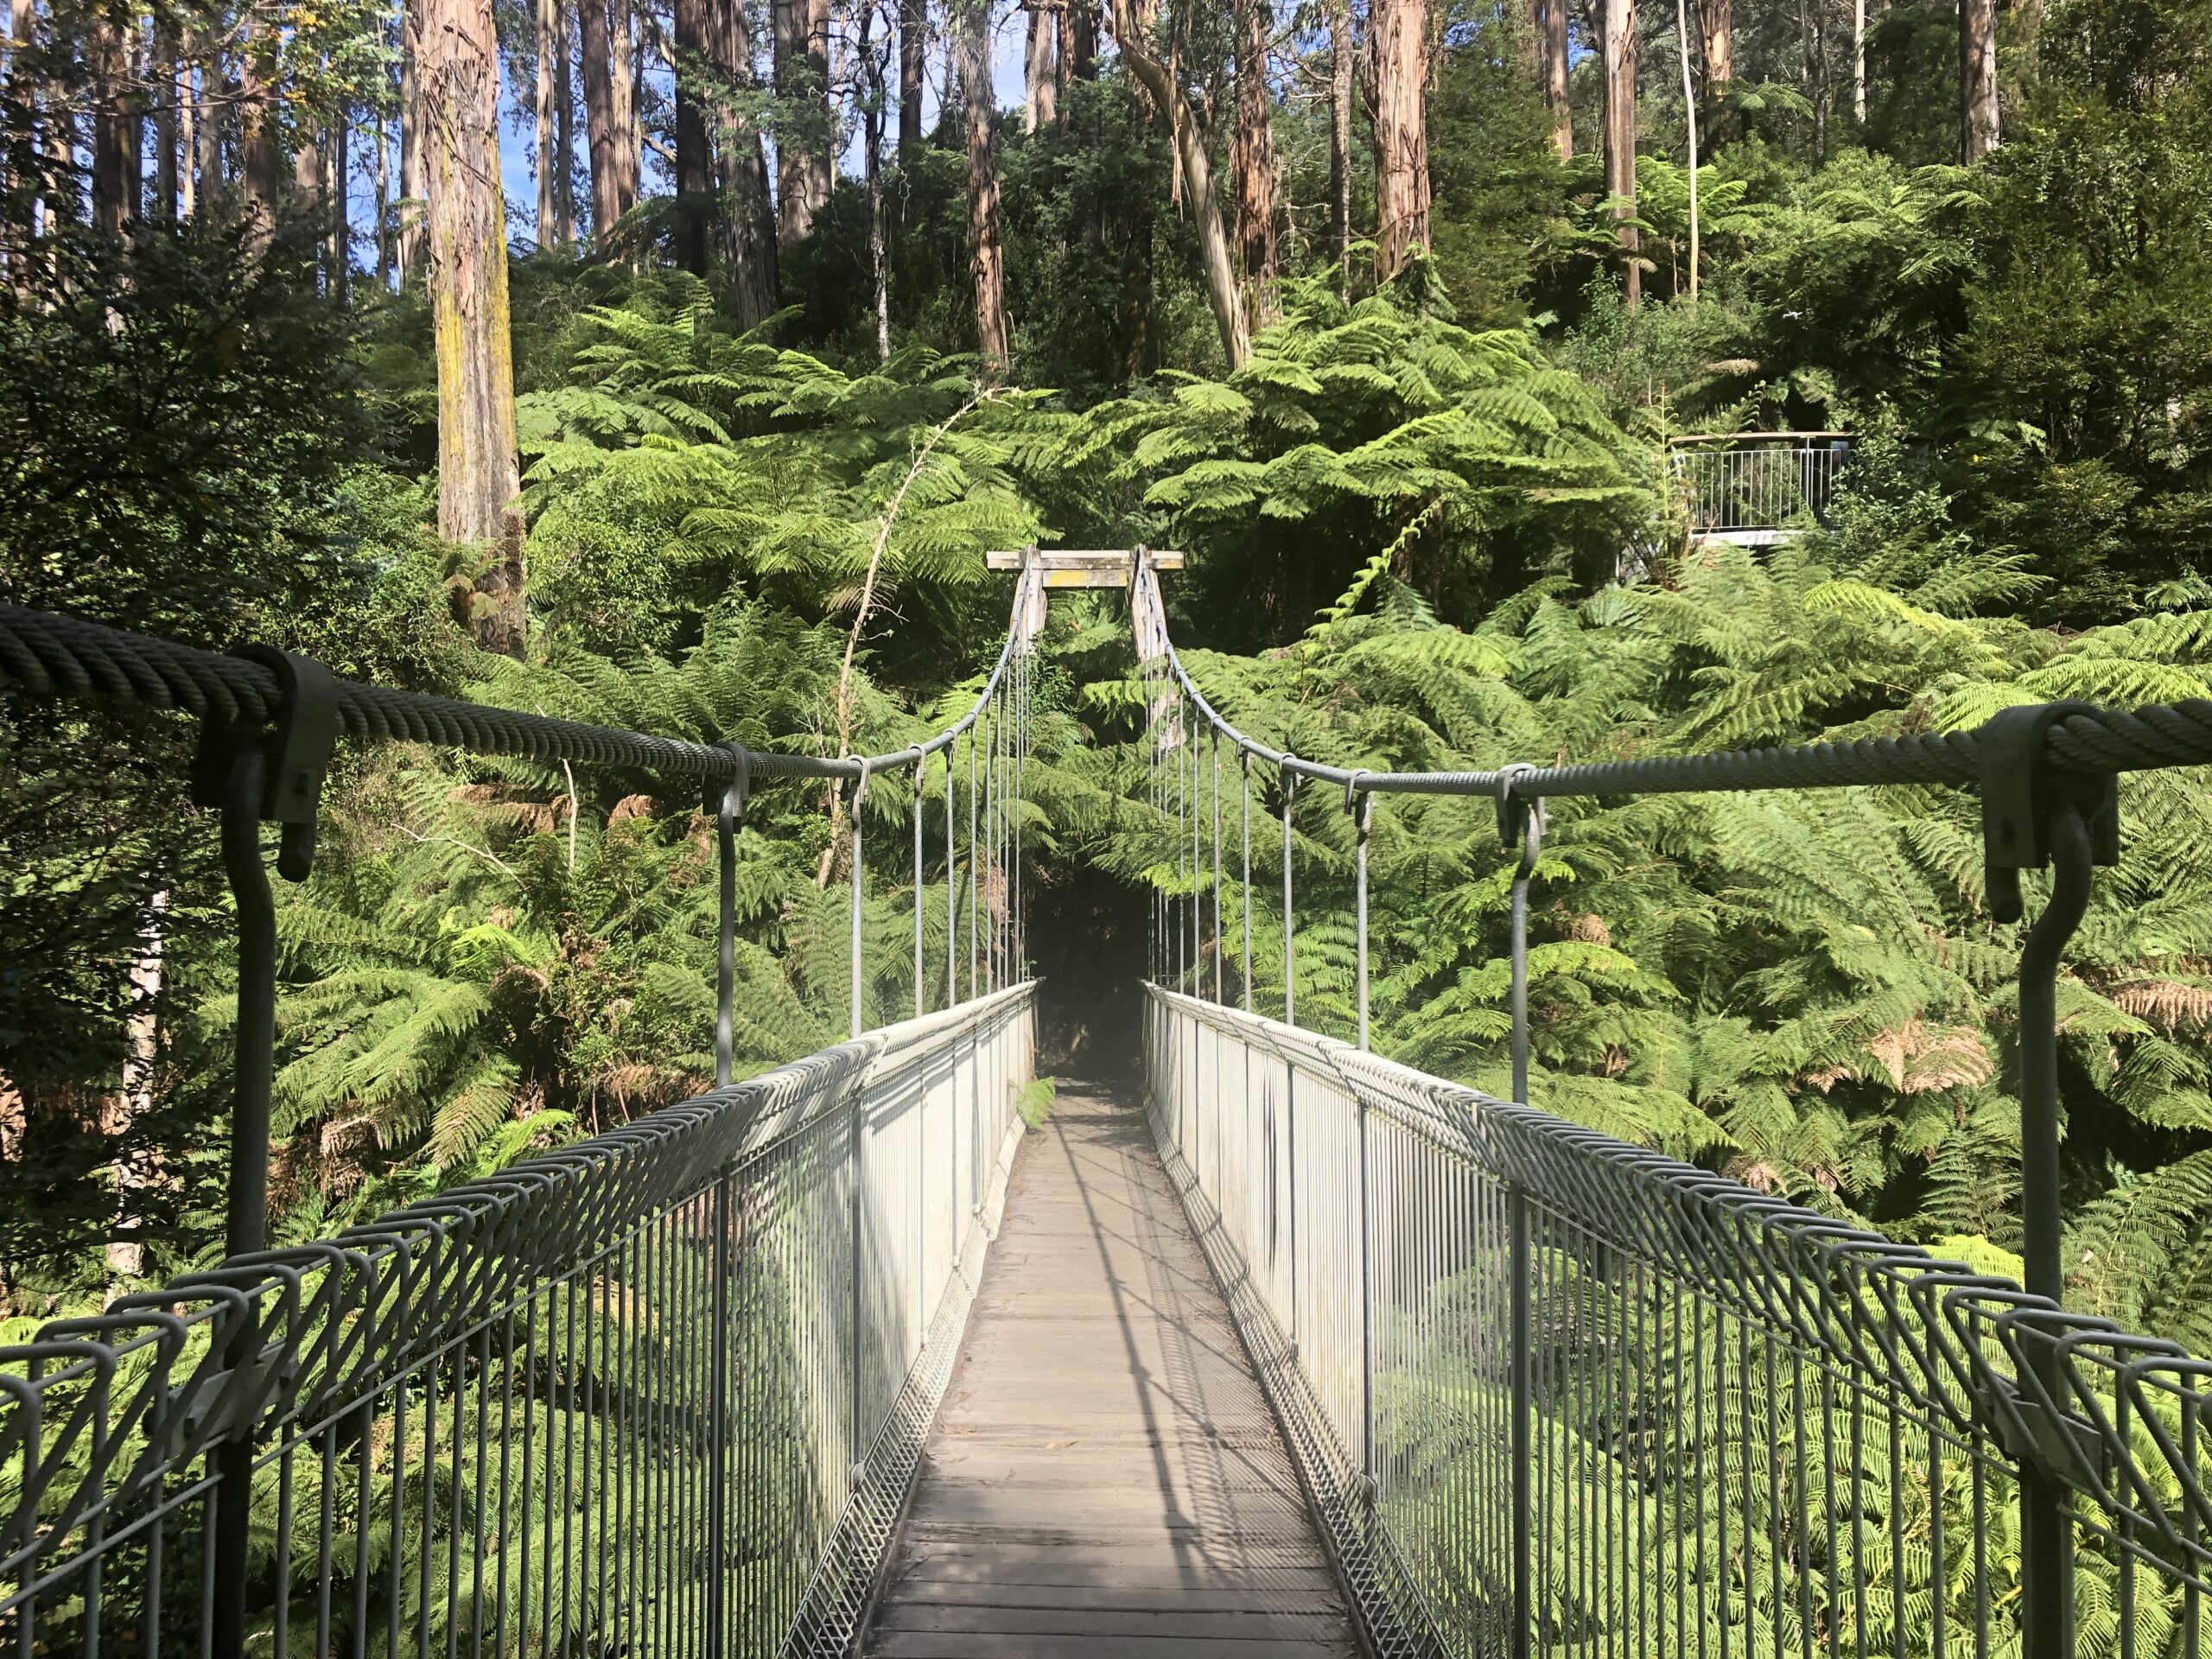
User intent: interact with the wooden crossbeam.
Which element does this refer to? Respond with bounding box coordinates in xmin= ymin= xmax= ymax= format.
xmin=985 ymin=547 xmax=1184 ymax=588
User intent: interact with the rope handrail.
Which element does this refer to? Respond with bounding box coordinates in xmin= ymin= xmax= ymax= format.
xmin=1129 ymin=560 xmax=2212 ymax=794
xmin=0 ymin=595 xmax=1028 ymax=784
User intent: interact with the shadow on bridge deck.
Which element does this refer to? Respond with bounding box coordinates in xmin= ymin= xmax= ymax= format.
xmin=863 ymin=1087 xmax=1360 ymax=1658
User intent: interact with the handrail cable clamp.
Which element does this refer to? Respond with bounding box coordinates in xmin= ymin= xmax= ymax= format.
xmin=189 ymin=644 xmax=340 ymax=881
xmin=1975 ymin=701 xmax=2119 ymax=923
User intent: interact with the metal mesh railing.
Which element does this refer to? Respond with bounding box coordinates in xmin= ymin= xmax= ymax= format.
xmin=2 ymin=983 xmax=1033 ymax=1657
xmin=1128 ymin=550 xmax=2212 ymax=1659
xmin=0 ymin=567 xmax=1046 ymax=1656
xmin=1147 ymin=985 xmax=2212 ymax=1659
xmin=1669 ymin=435 xmax=1853 ymax=537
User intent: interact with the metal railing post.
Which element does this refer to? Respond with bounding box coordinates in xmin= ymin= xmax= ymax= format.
xmin=1281 ymin=760 xmax=1296 ymax=1027
xmin=1510 ymin=1183 xmax=1533 ymax=1659
xmin=712 ymin=748 xmax=748 ymax=1087
xmin=913 ymin=771 xmax=925 ymax=1019
xmin=946 ymin=741 xmax=958 ymax=1008
xmin=1349 ymin=779 xmax=1372 ymax=1051
xmin=1497 ymin=765 xmax=1543 ymax=1104
xmin=705 ymin=1160 xmax=734 ymax=1658
xmin=1240 ymin=751 xmax=1252 ymax=1012
xmin=1357 ymin=1089 xmax=1376 ymax=1501
xmin=850 ymin=762 xmax=871 ymax=1039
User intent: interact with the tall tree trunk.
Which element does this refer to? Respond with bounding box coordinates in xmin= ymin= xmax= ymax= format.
xmin=91 ymin=14 xmax=136 ymax=234
xmin=1065 ymin=0 xmax=1096 ymax=80
xmin=1329 ymin=0 xmax=1352 ymax=283
xmin=1538 ymin=0 xmax=1571 ymax=156
xmin=711 ymin=0 xmax=779 ymax=321
xmin=556 ymin=0 xmax=575 ymax=242
xmin=375 ymin=104 xmax=392 ymax=282
xmin=537 ymin=0 xmax=562 ymax=245
xmin=674 ymin=0 xmax=713 ymax=270
xmin=102 ymin=888 xmax=168 ymax=1284
xmin=1960 ymin=0 xmax=1996 ymax=160
xmin=239 ymin=24 xmax=281 ymax=240
xmin=1853 ymin=0 xmax=1865 ymax=123
xmin=1603 ymin=0 xmax=1638 ymax=305
xmin=899 ymin=0 xmax=926 ymax=145
xmin=613 ymin=0 xmax=640 ymax=213
xmin=773 ymin=0 xmax=832 ymax=243
xmin=295 ymin=126 xmax=324 ymax=216
xmin=331 ymin=114 xmax=349 ymax=295
xmin=1676 ymin=0 xmax=1697 ymax=296
xmin=1024 ymin=1 xmax=1057 ymax=130
xmin=1370 ymin=0 xmax=1428 ymax=279
xmin=401 ymin=3 xmax=424 ymax=277
xmin=416 ymin=0 xmax=528 ymax=655
xmin=1232 ymin=0 xmax=1277 ymax=314
xmin=959 ymin=0 xmax=1009 ymax=370
xmin=195 ymin=34 xmax=225 ymax=206
xmin=1700 ymin=0 xmax=1730 ymax=92
xmin=1107 ymin=0 xmax=1247 ymax=366
xmin=864 ymin=0 xmax=892 ymax=355
xmin=154 ymin=30 xmax=180 ymax=215
xmin=581 ymin=0 xmax=622 ymax=238
xmin=178 ymin=58 xmax=196 ymax=215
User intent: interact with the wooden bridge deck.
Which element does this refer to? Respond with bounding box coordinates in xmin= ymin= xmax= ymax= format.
xmin=863 ymin=1087 xmax=1360 ymax=1658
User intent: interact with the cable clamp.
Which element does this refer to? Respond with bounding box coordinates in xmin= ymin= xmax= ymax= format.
xmin=191 ymin=645 xmax=339 ymax=881
xmin=1976 ymin=702 xmax=2119 ymax=923
xmin=704 ymin=741 xmax=752 ymax=821
xmin=1344 ymin=772 xmax=1373 ymax=828
xmin=1494 ymin=762 xmax=1547 ymax=855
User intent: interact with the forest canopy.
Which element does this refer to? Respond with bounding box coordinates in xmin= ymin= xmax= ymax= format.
xmin=3 ymin=0 xmax=2211 ymax=1376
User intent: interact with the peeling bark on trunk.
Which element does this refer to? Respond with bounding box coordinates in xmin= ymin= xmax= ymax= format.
xmin=675 ymin=0 xmax=713 ymax=271
xmin=899 ymin=0 xmax=926 ymax=146
xmin=1370 ymin=0 xmax=1428 ymax=280
xmin=102 ymin=889 xmax=167 ymax=1284
xmin=537 ymin=0 xmax=562 ymax=245
xmin=1603 ymin=0 xmax=1639 ymax=306
xmin=1025 ymin=1 xmax=1058 ymax=130
xmin=1329 ymin=0 xmax=1352 ymax=282
xmin=1232 ymin=0 xmax=1277 ymax=315
xmin=1107 ymin=0 xmax=1247 ymax=366
xmin=774 ymin=0 xmax=834 ymax=245
xmin=960 ymin=0 xmax=1009 ymax=370
xmin=400 ymin=4 xmax=424 ymax=277
xmin=91 ymin=14 xmax=137 ymax=234
xmin=862 ymin=0 xmax=892 ymax=355
xmin=1538 ymin=0 xmax=1571 ymax=156
xmin=1699 ymin=0 xmax=1730 ymax=144
xmin=711 ymin=0 xmax=779 ymax=322
xmin=418 ymin=0 xmax=527 ymax=656
xmin=1960 ymin=0 xmax=1997 ymax=161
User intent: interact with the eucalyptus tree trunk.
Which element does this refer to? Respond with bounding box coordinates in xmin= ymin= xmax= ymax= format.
xmin=1370 ymin=0 xmax=1428 ymax=279
xmin=375 ymin=104 xmax=392 ymax=282
xmin=400 ymin=8 xmax=424 ymax=277
xmin=556 ymin=1 xmax=576 ymax=241
xmin=1676 ymin=0 xmax=1698 ymax=296
xmin=582 ymin=0 xmax=623 ymax=239
xmin=1603 ymin=0 xmax=1640 ymax=306
xmin=537 ymin=0 xmax=562 ymax=245
xmin=959 ymin=0 xmax=1009 ymax=370
xmin=1538 ymin=0 xmax=1570 ymax=156
xmin=1107 ymin=0 xmax=1248 ymax=366
xmin=102 ymin=888 xmax=167 ymax=1284
xmin=711 ymin=0 xmax=779 ymax=322
xmin=1065 ymin=0 xmax=1096 ymax=81
xmin=674 ymin=0 xmax=713 ymax=271
xmin=1025 ymin=1 xmax=1057 ymax=129
xmin=1853 ymin=0 xmax=1866 ymax=124
xmin=1960 ymin=0 xmax=1997 ymax=160
xmin=899 ymin=0 xmax=925 ymax=145
xmin=178 ymin=58 xmax=196 ymax=215
xmin=1329 ymin=0 xmax=1352 ymax=283
xmin=1232 ymin=0 xmax=1277 ymax=315
xmin=613 ymin=0 xmax=641 ymax=212
xmin=239 ymin=22 xmax=282 ymax=241
xmin=155 ymin=33 xmax=180 ymax=215
xmin=417 ymin=0 xmax=527 ymax=655
xmin=774 ymin=0 xmax=834 ymax=245
xmin=864 ymin=0 xmax=892 ymax=356
xmin=90 ymin=14 xmax=137 ymax=233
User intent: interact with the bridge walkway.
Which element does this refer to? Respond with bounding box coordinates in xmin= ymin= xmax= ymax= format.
xmin=862 ymin=1087 xmax=1359 ymax=1658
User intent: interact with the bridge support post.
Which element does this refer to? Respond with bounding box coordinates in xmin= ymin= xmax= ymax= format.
xmin=706 ymin=1160 xmax=734 ymax=1657
xmin=1495 ymin=766 xmax=1545 ymax=1105
xmin=1510 ymin=1183 xmax=1533 ymax=1659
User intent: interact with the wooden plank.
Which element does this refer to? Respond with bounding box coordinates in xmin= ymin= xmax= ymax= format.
xmin=861 ymin=1088 xmax=1357 ymax=1657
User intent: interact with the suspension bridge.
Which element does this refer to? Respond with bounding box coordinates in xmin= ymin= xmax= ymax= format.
xmin=2 ymin=550 xmax=2209 ymax=1659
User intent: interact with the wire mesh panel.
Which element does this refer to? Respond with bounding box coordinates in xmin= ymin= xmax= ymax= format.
xmin=1146 ymin=985 xmax=2212 ymax=1659
xmin=0 ymin=984 xmax=1033 ymax=1659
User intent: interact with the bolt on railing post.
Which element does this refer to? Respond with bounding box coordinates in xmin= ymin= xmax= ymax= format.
xmin=1497 ymin=765 xmax=1544 ymax=1105
xmin=1510 ymin=1183 xmax=1533 ymax=1659
xmin=1349 ymin=780 xmax=1372 ymax=1051
xmin=1281 ymin=760 xmax=1296 ymax=1027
